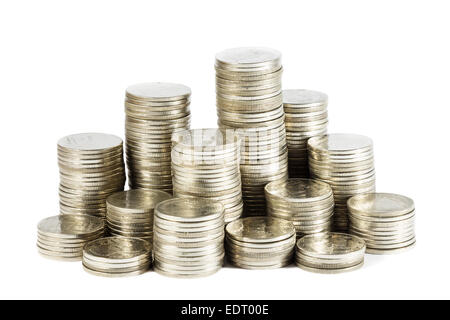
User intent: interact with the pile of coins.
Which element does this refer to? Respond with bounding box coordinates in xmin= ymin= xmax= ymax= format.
xmin=283 ymin=89 xmax=328 ymax=177
xmin=347 ymin=193 xmax=416 ymax=254
xmin=106 ymin=189 xmax=171 ymax=243
xmin=125 ymin=82 xmax=191 ymax=193
xmin=308 ymin=133 xmax=375 ymax=231
xmin=265 ymin=178 xmax=334 ymax=238
xmin=82 ymin=237 xmax=152 ymax=277
xmin=153 ymin=198 xmax=225 ymax=278
xmin=225 ymin=217 xmax=296 ymax=269
xmin=171 ymin=128 xmax=243 ymax=223
xmin=37 ymin=215 xmax=105 ymax=261
xmin=58 ymin=133 xmax=125 ymax=218
xmin=295 ymin=232 xmax=366 ymax=273
xmin=215 ymin=47 xmax=288 ymax=216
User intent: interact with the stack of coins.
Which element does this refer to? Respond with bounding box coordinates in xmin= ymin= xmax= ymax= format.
xmin=171 ymin=128 xmax=243 ymax=223
xmin=308 ymin=133 xmax=375 ymax=231
xmin=106 ymin=189 xmax=171 ymax=243
xmin=37 ymin=215 xmax=105 ymax=261
xmin=295 ymin=232 xmax=366 ymax=273
xmin=82 ymin=237 xmax=151 ymax=277
xmin=265 ymin=178 xmax=334 ymax=237
xmin=125 ymin=82 xmax=191 ymax=193
xmin=153 ymin=198 xmax=225 ymax=278
xmin=225 ymin=217 xmax=296 ymax=269
xmin=347 ymin=193 xmax=416 ymax=254
xmin=283 ymin=89 xmax=328 ymax=177
xmin=215 ymin=47 xmax=288 ymax=216
xmin=58 ymin=133 xmax=126 ymax=218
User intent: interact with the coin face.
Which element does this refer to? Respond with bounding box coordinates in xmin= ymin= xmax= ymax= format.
xmin=347 ymin=193 xmax=414 ymax=217
xmin=84 ymin=237 xmax=151 ymax=260
xmin=126 ymin=82 xmax=191 ymax=101
xmin=107 ymin=189 xmax=171 ymax=211
xmin=308 ymin=134 xmax=373 ymax=153
xmin=58 ymin=133 xmax=123 ymax=151
xmin=172 ymin=128 xmax=240 ymax=149
xmin=265 ymin=178 xmax=332 ymax=202
xmin=216 ymin=47 xmax=281 ymax=66
xmin=283 ymin=89 xmax=328 ymax=106
xmin=156 ymin=198 xmax=224 ymax=222
xmin=38 ymin=215 xmax=104 ymax=237
xmin=297 ymin=232 xmax=366 ymax=256
xmin=226 ymin=217 xmax=295 ymax=243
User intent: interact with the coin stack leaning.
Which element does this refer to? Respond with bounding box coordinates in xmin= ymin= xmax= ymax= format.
xmin=215 ymin=47 xmax=288 ymax=216
xmin=308 ymin=133 xmax=375 ymax=231
xmin=295 ymin=232 xmax=366 ymax=273
xmin=347 ymin=193 xmax=416 ymax=254
xmin=57 ymin=133 xmax=126 ymax=218
xmin=283 ymin=89 xmax=328 ymax=178
xmin=225 ymin=217 xmax=296 ymax=269
xmin=125 ymin=82 xmax=191 ymax=193
xmin=171 ymin=128 xmax=243 ymax=224
xmin=265 ymin=178 xmax=334 ymax=238
xmin=106 ymin=189 xmax=171 ymax=243
xmin=153 ymin=198 xmax=225 ymax=278
xmin=37 ymin=215 xmax=105 ymax=261
xmin=82 ymin=237 xmax=152 ymax=277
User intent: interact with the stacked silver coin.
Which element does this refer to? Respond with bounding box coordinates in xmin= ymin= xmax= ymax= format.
xmin=153 ymin=198 xmax=225 ymax=278
xmin=125 ymin=82 xmax=191 ymax=193
xmin=215 ymin=47 xmax=288 ymax=216
xmin=265 ymin=178 xmax=334 ymax=238
xmin=348 ymin=193 xmax=416 ymax=254
xmin=225 ymin=217 xmax=296 ymax=269
xmin=37 ymin=215 xmax=105 ymax=261
xmin=171 ymin=128 xmax=243 ymax=224
xmin=283 ymin=89 xmax=328 ymax=177
xmin=295 ymin=232 xmax=366 ymax=273
xmin=82 ymin=237 xmax=152 ymax=277
xmin=57 ymin=133 xmax=126 ymax=218
xmin=106 ymin=189 xmax=171 ymax=243
xmin=308 ymin=133 xmax=375 ymax=231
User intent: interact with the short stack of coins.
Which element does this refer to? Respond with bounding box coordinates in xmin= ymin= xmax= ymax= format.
xmin=153 ymin=198 xmax=225 ymax=278
xmin=125 ymin=82 xmax=191 ymax=193
xmin=57 ymin=133 xmax=126 ymax=218
xmin=225 ymin=217 xmax=296 ymax=269
xmin=347 ymin=193 xmax=416 ymax=254
xmin=106 ymin=189 xmax=171 ymax=243
xmin=215 ymin=47 xmax=288 ymax=216
xmin=308 ymin=133 xmax=375 ymax=231
xmin=171 ymin=128 xmax=243 ymax=224
xmin=283 ymin=89 xmax=328 ymax=177
xmin=37 ymin=215 xmax=105 ymax=261
xmin=295 ymin=232 xmax=366 ymax=273
xmin=82 ymin=237 xmax=151 ymax=277
xmin=265 ymin=178 xmax=334 ymax=238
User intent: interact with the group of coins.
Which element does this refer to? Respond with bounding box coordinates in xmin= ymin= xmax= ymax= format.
xmin=125 ymin=82 xmax=191 ymax=193
xmin=283 ymin=89 xmax=328 ymax=178
xmin=215 ymin=47 xmax=288 ymax=216
xmin=225 ymin=217 xmax=296 ymax=269
xmin=171 ymin=128 xmax=243 ymax=223
xmin=308 ymin=133 xmax=376 ymax=231
xmin=58 ymin=133 xmax=126 ymax=217
xmin=348 ymin=193 xmax=416 ymax=254
xmin=106 ymin=189 xmax=172 ymax=243
xmin=295 ymin=232 xmax=366 ymax=273
xmin=265 ymin=178 xmax=334 ymax=238
xmin=153 ymin=198 xmax=225 ymax=278
xmin=37 ymin=215 xmax=105 ymax=261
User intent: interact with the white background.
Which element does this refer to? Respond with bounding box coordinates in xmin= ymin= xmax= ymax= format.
xmin=0 ymin=0 xmax=449 ymax=300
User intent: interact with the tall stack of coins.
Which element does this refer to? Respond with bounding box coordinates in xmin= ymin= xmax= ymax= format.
xmin=225 ymin=217 xmax=296 ymax=269
xmin=57 ymin=133 xmax=126 ymax=218
xmin=153 ymin=198 xmax=225 ymax=278
xmin=265 ymin=178 xmax=334 ymax=238
xmin=171 ymin=128 xmax=243 ymax=223
xmin=308 ymin=133 xmax=375 ymax=231
xmin=37 ymin=215 xmax=105 ymax=261
xmin=106 ymin=189 xmax=171 ymax=243
xmin=283 ymin=89 xmax=328 ymax=177
xmin=125 ymin=82 xmax=191 ymax=193
xmin=347 ymin=193 xmax=416 ymax=254
xmin=215 ymin=47 xmax=288 ymax=216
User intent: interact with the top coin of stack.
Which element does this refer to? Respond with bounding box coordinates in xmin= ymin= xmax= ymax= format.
xmin=125 ymin=82 xmax=191 ymax=193
xmin=283 ymin=89 xmax=328 ymax=178
xmin=57 ymin=133 xmax=126 ymax=218
xmin=215 ymin=47 xmax=288 ymax=216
